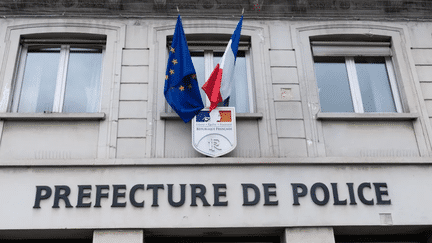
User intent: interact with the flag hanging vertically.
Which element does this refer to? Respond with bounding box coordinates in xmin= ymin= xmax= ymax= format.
xmin=164 ymin=15 xmax=204 ymax=123
xmin=202 ymin=16 xmax=243 ymax=111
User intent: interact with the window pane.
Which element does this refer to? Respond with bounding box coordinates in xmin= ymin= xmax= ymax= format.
xmin=314 ymin=57 xmax=354 ymax=112
xmin=191 ymin=52 xmax=206 ymax=104
xmin=213 ymin=53 xmax=222 ymax=68
xmin=355 ymin=57 xmax=396 ymax=112
xmin=231 ymin=53 xmax=249 ymax=113
xmin=18 ymin=49 xmax=60 ymax=113
xmin=63 ymin=48 xmax=102 ymax=113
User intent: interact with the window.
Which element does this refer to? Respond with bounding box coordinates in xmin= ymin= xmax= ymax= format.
xmin=11 ymin=36 xmax=105 ymax=113
xmin=168 ymin=35 xmax=254 ymax=113
xmin=311 ymin=40 xmax=402 ymax=113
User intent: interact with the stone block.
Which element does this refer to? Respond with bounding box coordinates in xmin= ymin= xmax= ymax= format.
xmin=274 ymin=101 xmax=303 ymax=119
xmin=408 ymin=23 xmax=432 ymax=48
xmin=122 ymin=49 xmax=149 ymax=66
xmin=276 ymin=120 xmax=305 ymax=138
xmin=120 ymin=84 xmax=148 ymax=101
xmin=126 ymin=24 xmax=148 ymax=48
xmin=269 ymin=22 xmax=292 ymax=49
xmin=412 ymin=49 xmax=432 ymax=65
xmin=278 ymin=138 xmax=308 ymax=157
xmin=93 ymin=230 xmax=144 ymax=243
xmin=416 ymin=66 xmax=432 ymax=82
xmin=118 ymin=119 xmax=147 ymax=138
xmin=116 ymin=138 xmax=146 ymax=158
xmin=283 ymin=227 xmax=335 ymax=243
xmin=271 ymin=67 xmax=299 ymax=84
xmin=118 ymin=101 xmax=147 ymax=118
xmin=425 ymin=101 xmax=432 ymax=117
xmin=121 ymin=66 xmax=149 ymax=83
xmin=420 ymin=82 xmax=432 ymax=99
xmin=269 ymin=50 xmax=296 ymax=67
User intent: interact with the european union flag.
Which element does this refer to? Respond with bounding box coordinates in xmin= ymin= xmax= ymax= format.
xmin=195 ymin=111 xmax=210 ymax=122
xmin=164 ymin=15 xmax=204 ymax=123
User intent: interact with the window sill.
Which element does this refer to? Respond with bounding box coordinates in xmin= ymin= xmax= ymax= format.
xmin=0 ymin=112 xmax=106 ymax=121
xmin=160 ymin=112 xmax=263 ymax=120
xmin=316 ymin=112 xmax=419 ymax=121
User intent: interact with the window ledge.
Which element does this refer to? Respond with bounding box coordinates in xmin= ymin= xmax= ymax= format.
xmin=0 ymin=112 xmax=106 ymax=121
xmin=160 ymin=112 xmax=263 ymax=120
xmin=316 ymin=112 xmax=419 ymax=121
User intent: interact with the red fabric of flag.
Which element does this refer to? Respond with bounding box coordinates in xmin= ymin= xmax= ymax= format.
xmin=202 ymin=63 xmax=224 ymax=111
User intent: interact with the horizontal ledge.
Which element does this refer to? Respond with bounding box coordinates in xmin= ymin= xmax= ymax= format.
xmin=160 ymin=112 xmax=263 ymax=120
xmin=122 ymin=64 xmax=149 ymax=66
xmin=311 ymin=41 xmax=390 ymax=47
xmin=123 ymin=48 xmax=150 ymax=50
xmin=2 ymin=157 xmax=432 ymax=167
xmin=0 ymin=112 xmax=106 ymax=121
xmin=316 ymin=112 xmax=419 ymax=121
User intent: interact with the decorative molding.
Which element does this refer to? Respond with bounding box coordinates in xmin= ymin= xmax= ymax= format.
xmin=0 ymin=112 xmax=106 ymax=120
xmin=57 ymin=0 xmax=80 ymax=9
xmin=160 ymin=112 xmax=263 ymax=120
xmin=6 ymin=0 xmax=25 ymax=9
xmin=197 ymin=0 xmax=217 ymax=10
xmin=106 ymin=0 xmax=122 ymax=10
xmin=316 ymin=112 xmax=419 ymax=121
xmin=384 ymin=0 xmax=404 ymax=12
xmin=0 ymin=0 xmax=430 ymax=18
xmin=249 ymin=0 xmax=264 ymax=11
xmin=154 ymin=0 xmax=166 ymax=9
xmin=293 ymin=0 xmax=308 ymax=12
xmin=334 ymin=0 xmax=353 ymax=11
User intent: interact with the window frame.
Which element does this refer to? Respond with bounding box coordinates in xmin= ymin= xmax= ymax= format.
xmin=311 ymin=41 xmax=403 ymax=114
xmin=0 ymin=22 xmax=126 ymax=161
xmin=154 ymin=22 xmax=271 ymax=158
xmin=11 ymin=39 xmax=106 ymax=114
xmin=293 ymin=24 xmax=430 ymax=157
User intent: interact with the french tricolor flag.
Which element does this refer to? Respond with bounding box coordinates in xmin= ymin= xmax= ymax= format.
xmin=202 ymin=16 xmax=243 ymax=111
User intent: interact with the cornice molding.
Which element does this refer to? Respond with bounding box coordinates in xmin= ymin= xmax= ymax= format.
xmin=0 ymin=0 xmax=430 ymax=19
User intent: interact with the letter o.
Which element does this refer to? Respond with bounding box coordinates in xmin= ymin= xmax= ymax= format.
xmin=310 ymin=182 xmax=330 ymax=206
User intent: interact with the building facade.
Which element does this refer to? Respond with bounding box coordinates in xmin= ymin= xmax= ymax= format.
xmin=1 ymin=0 xmax=432 ymax=242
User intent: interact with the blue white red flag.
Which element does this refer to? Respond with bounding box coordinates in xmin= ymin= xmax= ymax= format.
xmin=202 ymin=16 xmax=243 ymax=111
xmin=164 ymin=15 xmax=204 ymax=123
xmin=196 ymin=110 xmax=232 ymax=123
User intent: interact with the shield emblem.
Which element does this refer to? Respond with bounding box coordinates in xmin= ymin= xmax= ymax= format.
xmin=192 ymin=107 xmax=237 ymax=157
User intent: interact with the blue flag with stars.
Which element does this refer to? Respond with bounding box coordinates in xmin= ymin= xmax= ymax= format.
xmin=164 ymin=15 xmax=204 ymax=123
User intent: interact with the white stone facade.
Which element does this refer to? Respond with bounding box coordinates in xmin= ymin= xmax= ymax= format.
xmin=0 ymin=12 xmax=432 ymax=243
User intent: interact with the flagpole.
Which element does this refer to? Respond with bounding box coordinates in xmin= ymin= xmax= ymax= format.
xmin=177 ymin=6 xmax=180 ymax=20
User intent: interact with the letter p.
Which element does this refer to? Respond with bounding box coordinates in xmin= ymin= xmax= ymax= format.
xmin=291 ymin=183 xmax=308 ymax=205
xmin=33 ymin=186 xmax=52 ymax=208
